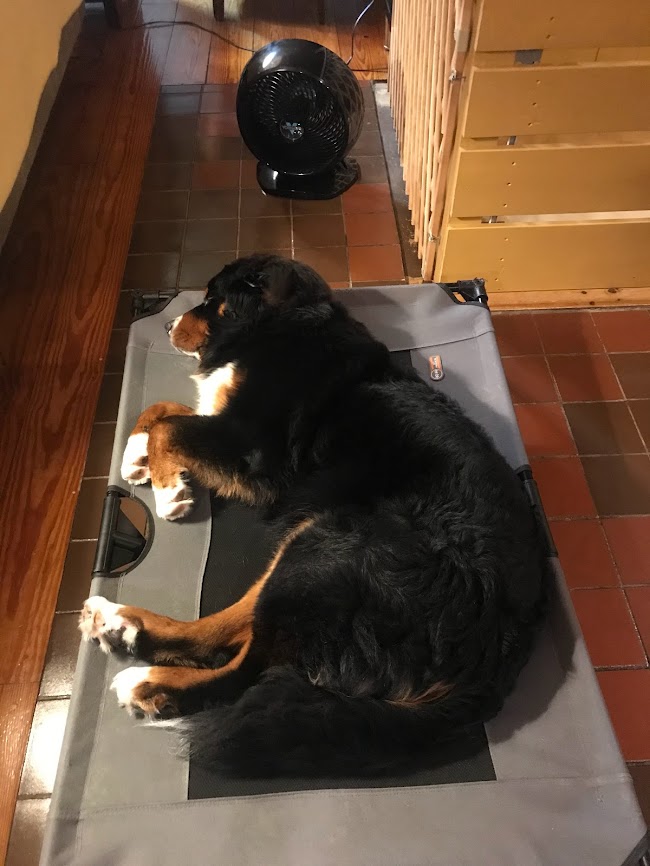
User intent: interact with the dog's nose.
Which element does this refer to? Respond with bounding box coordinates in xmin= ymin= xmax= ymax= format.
xmin=164 ymin=320 xmax=174 ymax=335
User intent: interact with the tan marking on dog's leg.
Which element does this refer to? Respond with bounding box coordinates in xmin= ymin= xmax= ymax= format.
xmin=87 ymin=518 xmax=317 ymax=665
xmin=121 ymin=402 xmax=194 ymax=485
xmin=146 ymin=418 xmax=195 ymax=519
xmin=111 ymin=643 xmax=252 ymax=718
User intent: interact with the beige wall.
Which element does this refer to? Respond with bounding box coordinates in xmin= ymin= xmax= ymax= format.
xmin=0 ymin=0 xmax=81 ymax=237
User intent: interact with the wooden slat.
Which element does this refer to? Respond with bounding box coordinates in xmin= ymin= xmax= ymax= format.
xmin=423 ymin=0 xmax=474 ymax=278
xmin=426 ymin=0 xmax=467 ymax=260
xmin=0 ymin=683 xmax=39 ymax=864
xmin=464 ymin=64 xmax=650 ymax=137
xmin=436 ymin=219 xmax=650 ymax=291
xmin=401 ymin=0 xmax=416 ymax=192
xmin=416 ymin=0 xmax=440 ymax=251
xmin=390 ymin=0 xmax=407 ymax=140
xmin=419 ymin=0 xmax=443 ymax=255
xmin=452 ymin=142 xmax=650 ymax=216
xmin=476 ymin=0 xmax=650 ymax=52
xmin=405 ymin=0 xmax=427 ymax=239
xmin=389 ymin=0 xmax=476 ymax=278
xmin=387 ymin=0 xmax=400 ymax=131
xmin=489 ymin=286 xmax=650 ymax=310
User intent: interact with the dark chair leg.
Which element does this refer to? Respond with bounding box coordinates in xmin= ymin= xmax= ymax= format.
xmin=102 ymin=0 xmax=120 ymax=28
xmin=213 ymin=0 xmax=225 ymax=21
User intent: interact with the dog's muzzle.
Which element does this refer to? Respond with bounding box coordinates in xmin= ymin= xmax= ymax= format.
xmin=164 ymin=320 xmax=174 ymax=335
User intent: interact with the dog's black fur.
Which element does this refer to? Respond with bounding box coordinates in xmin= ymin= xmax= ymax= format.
xmin=170 ymin=255 xmax=550 ymax=775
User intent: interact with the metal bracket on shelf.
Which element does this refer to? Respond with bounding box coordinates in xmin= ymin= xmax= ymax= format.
xmin=515 ymin=49 xmax=543 ymax=65
xmin=440 ymin=278 xmax=489 ymax=306
xmin=518 ymin=468 xmax=557 ymax=558
xmin=131 ymin=290 xmax=178 ymax=319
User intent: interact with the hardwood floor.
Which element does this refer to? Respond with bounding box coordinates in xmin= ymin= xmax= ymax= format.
xmin=0 ymin=2 xmax=388 ymax=860
xmin=0 ymin=11 xmax=172 ymax=863
xmin=206 ymin=0 xmax=388 ymax=84
xmin=0 ymin=685 xmax=40 ymax=862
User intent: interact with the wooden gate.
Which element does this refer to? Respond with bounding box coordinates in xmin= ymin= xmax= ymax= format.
xmin=388 ymin=0 xmax=650 ymax=308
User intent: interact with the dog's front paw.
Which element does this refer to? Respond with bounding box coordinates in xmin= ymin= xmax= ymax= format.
xmin=79 ymin=597 xmax=140 ymax=655
xmin=121 ymin=432 xmax=150 ymax=485
xmin=153 ymin=473 xmax=194 ymax=520
xmin=111 ymin=666 xmax=180 ymax=719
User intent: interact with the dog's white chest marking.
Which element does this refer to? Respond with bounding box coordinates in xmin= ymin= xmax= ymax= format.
xmin=192 ymin=362 xmax=237 ymax=415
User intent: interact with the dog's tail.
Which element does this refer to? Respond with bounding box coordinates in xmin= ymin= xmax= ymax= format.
xmin=174 ymin=666 xmax=493 ymax=777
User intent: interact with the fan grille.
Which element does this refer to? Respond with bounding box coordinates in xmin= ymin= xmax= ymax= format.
xmin=239 ymin=71 xmax=349 ymax=175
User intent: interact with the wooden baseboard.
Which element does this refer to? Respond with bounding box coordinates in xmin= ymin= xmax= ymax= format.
xmin=410 ymin=282 xmax=650 ymax=309
xmin=488 ymin=286 xmax=650 ymax=310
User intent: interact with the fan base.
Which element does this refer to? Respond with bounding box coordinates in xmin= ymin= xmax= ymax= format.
xmin=257 ymin=159 xmax=359 ymax=200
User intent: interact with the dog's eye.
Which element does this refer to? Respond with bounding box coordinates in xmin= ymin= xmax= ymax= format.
xmin=216 ymin=301 xmax=237 ymax=319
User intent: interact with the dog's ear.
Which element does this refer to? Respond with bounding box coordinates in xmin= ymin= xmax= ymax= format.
xmin=206 ymin=273 xmax=221 ymax=294
xmin=243 ymin=271 xmax=265 ymax=291
xmin=259 ymin=260 xmax=331 ymax=308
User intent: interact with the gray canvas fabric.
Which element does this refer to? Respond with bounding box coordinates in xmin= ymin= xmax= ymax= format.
xmin=41 ymin=284 xmax=647 ymax=866
xmin=60 ymin=776 xmax=644 ymax=866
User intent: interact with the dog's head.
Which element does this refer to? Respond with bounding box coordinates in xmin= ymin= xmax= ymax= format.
xmin=167 ymin=255 xmax=333 ymax=358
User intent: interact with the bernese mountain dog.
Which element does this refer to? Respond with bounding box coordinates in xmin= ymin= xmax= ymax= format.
xmin=80 ymin=254 xmax=549 ymax=776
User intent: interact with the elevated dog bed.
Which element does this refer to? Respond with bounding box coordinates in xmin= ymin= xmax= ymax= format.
xmin=42 ymin=284 xmax=648 ymax=866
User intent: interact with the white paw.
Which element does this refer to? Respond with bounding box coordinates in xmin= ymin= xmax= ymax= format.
xmin=111 ymin=666 xmax=152 ymax=714
xmin=79 ymin=596 xmax=139 ymax=655
xmin=153 ymin=476 xmax=194 ymax=520
xmin=121 ymin=432 xmax=150 ymax=485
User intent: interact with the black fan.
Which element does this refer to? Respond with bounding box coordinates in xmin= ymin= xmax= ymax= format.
xmin=236 ymin=39 xmax=365 ymax=200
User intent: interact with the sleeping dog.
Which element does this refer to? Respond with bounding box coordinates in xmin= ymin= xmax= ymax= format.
xmin=80 ymin=255 xmax=549 ymax=776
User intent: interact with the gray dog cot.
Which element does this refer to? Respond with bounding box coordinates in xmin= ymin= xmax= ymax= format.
xmin=41 ymin=283 xmax=648 ymax=866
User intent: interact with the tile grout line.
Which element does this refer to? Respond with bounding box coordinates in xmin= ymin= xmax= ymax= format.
xmin=539 ymin=341 xmax=563 ymax=404
xmin=498 ymin=349 xmax=649 ymax=358
xmin=176 ymin=106 xmax=195 ymax=290
xmin=604 ymin=342 xmax=649 ymax=457
xmin=236 ymin=144 xmax=243 ymax=257
xmin=622 ymin=585 xmax=650 ymax=668
xmin=555 ymin=316 xmax=649 ymax=663
xmin=289 ymin=199 xmax=294 ymax=259
xmin=16 ymin=793 xmax=52 ymax=802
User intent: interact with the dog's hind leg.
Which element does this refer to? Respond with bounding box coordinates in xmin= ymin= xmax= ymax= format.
xmin=121 ymin=402 xmax=194 ymax=486
xmin=110 ymin=640 xmax=261 ymax=719
xmin=80 ymin=518 xmax=315 ymax=667
xmin=80 ymin=578 xmax=264 ymax=667
xmin=144 ymin=413 xmax=273 ymax=518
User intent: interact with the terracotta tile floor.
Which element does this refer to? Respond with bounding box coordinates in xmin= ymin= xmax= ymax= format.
xmin=6 ymin=47 xmax=650 ymax=866
xmin=119 ymin=83 xmax=406 ymax=291
xmin=495 ymin=309 xmax=650 ymax=784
